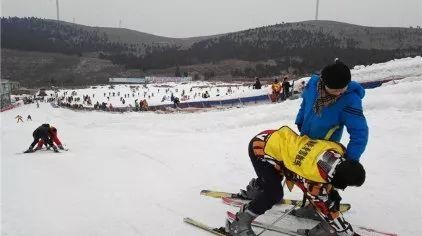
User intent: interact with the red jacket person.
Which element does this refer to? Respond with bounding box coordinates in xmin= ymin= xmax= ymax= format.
xmin=36 ymin=126 xmax=65 ymax=150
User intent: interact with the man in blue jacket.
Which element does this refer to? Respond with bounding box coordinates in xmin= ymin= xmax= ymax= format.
xmin=292 ymin=61 xmax=368 ymax=228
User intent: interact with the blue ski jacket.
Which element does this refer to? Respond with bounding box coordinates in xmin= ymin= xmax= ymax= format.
xmin=295 ymin=74 xmax=368 ymax=161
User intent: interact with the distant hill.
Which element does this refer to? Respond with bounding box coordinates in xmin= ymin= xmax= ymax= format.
xmin=1 ymin=17 xmax=215 ymax=55
xmin=2 ymin=17 xmax=422 ymax=87
xmin=89 ymin=26 xmax=213 ymax=49
xmin=1 ymin=49 xmax=146 ymax=87
xmin=104 ymin=20 xmax=422 ymax=77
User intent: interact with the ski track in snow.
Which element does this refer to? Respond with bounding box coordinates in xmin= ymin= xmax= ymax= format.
xmin=2 ymin=62 xmax=422 ymax=236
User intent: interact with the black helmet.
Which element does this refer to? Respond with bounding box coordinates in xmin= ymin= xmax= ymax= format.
xmin=331 ymin=159 xmax=366 ymax=189
xmin=321 ymin=61 xmax=351 ymax=89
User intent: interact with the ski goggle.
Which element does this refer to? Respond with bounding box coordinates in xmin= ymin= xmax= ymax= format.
xmin=317 ymin=150 xmax=344 ymax=180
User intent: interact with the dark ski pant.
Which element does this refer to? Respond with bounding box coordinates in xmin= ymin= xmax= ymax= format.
xmin=29 ymin=134 xmax=53 ymax=149
xmin=247 ymin=140 xmax=284 ymax=215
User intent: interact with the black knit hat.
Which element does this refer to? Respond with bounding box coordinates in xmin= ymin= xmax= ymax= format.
xmin=331 ymin=160 xmax=365 ymax=189
xmin=321 ymin=61 xmax=351 ymax=89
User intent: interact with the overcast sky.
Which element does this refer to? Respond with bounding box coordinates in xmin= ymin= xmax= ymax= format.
xmin=2 ymin=0 xmax=421 ymax=38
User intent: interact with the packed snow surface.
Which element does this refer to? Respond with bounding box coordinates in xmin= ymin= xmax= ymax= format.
xmin=2 ymin=58 xmax=422 ymax=236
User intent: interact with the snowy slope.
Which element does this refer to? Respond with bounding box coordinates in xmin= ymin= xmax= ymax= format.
xmin=2 ymin=63 xmax=422 ymax=236
xmin=294 ymin=56 xmax=422 ymax=90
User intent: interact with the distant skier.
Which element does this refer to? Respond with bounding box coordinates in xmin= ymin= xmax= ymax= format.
xmin=173 ymin=97 xmax=180 ymax=108
xmin=252 ymin=77 xmax=262 ymax=89
xmin=140 ymin=99 xmax=148 ymax=111
xmin=294 ymin=60 xmax=368 ymax=219
xmin=15 ymin=115 xmax=24 ymax=123
xmin=27 ymin=115 xmax=32 ymax=121
xmin=298 ymin=80 xmax=306 ymax=93
xmin=226 ymin=126 xmax=365 ymax=236
xmin=24 ymin=124 xmax=59 ymax=153
xmin=270 ymin=79 xmax=281 ymax=102
xmin=281 ymin=77 xmax=291 ymax=100
xmin=35 ymin=126 xmax=65 ymax=150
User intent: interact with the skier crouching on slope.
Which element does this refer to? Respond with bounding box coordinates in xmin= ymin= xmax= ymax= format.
xmin=24 ymin=124 xmax=59 ymax=153
xmin=226 ymin=126 xmax=365 ymax=236
xmin=35 ymin=126 xmax=65 ymax=150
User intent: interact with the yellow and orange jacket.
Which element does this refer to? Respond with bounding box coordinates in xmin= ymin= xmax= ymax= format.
xmin=271 ymin=82 xmax=282 ymax=93
xmin=251 ymin=126 xmax=355 ymax=234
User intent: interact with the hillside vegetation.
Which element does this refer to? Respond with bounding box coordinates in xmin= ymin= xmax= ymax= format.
xmin=2 ymin=17 xmax=422 ymax=87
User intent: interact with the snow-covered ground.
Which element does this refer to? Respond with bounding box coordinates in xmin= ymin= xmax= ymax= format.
xmin=2 ymin=57 xmax=422 ymax=236
xmin=294 ymin=56 xmax=422 ymax=89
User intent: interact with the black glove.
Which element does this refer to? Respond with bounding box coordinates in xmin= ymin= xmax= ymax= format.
xmin=327 ymin=190 xmax=342 ymax=212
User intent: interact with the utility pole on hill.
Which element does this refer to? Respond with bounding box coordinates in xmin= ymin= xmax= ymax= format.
xmin=56 ymin=0 xmax=60 ymax=21
xmin=315 ymin=0 xmax=319 ymax=20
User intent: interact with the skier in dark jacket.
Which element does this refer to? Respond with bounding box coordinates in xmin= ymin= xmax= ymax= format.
xmin=281 ymin=77 xmax=291 ymax=100
xmin=24 ymin=124 xmax=59 ymax=153
xmin=252 ymin=78 xmax=262 ymax=89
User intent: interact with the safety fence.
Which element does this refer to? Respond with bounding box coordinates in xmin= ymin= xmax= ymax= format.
xmin=0 ymin=102 xmax=21 ymax=112
xmin=150 ymin=94 xmax=271 ymax=111
xmin=54 ymin=94 xmax=272 ymax=113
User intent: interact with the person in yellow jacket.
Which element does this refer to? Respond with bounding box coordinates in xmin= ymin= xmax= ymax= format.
xmin=271 ymin=79 xmax=282 ymax=102
xmin=226 ymin=126 xmax=365 ymax=236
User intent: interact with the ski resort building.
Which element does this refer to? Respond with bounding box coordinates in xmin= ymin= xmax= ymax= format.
xmin=0 ymin=79 xmax=19 ymax=109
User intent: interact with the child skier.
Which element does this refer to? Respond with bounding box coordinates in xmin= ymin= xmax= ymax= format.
xmin=226 ymin=126 xmax=365 ymax=236
xmin=35 ymin=126 xmax=65 ymax=150
xmin=24 ymin=124 xmax=59 ymax=153
xmin=15 ymin=115 xmax=24 ymax=123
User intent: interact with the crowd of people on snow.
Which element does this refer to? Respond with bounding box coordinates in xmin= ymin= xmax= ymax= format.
xmin=50 ymin=83 xmax=271 ymax=112
xmin=40 ymin=75 xmax=307 ymax=113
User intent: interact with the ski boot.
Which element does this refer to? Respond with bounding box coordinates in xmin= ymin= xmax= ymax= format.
xmin=239 ymin=178 xmax=263 ymax=200
xmin=24 ymin=148 xmax=35 ymax=153
xmin=225 ymin=204 xmax=258 ymax=236
xmin=24 ymin=145 xmax=35 ymax=153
